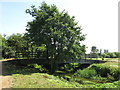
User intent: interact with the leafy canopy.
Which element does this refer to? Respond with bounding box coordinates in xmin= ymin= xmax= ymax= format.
xmin=25 ymin=2 xmax=86 ymax=62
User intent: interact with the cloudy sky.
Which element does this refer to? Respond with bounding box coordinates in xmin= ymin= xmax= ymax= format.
xmin=0 ymin=0 xmax=119 ymax=53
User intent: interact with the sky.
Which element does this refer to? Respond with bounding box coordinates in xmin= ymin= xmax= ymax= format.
xmin=0 ymin=0 xmax=119 ymax=53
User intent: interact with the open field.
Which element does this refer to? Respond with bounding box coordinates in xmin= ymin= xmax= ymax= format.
xmin=86 ymin=58 xmax=119 ymax=61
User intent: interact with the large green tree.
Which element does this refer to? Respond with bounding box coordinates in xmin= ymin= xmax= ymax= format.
xmin=25 ymin=2 xmax=86 ymax=62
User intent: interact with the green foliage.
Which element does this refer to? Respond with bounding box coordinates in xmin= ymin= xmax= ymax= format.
xmin=25 ymin=2 xmax=86 ymax=62
xmin=89 ymin=64 xmax=120 ymax=81
xmin=28 ymin=64 xmax=48 ymax=72
xmin=1 ymin=33 xmax=32 ymax=59
xmin=7 ymin=33 xmax=26 ymax=52
xmin=101 ymin=52 xmax=120 ymax=58
xmin=91 ymin=46 xmax=97 ymax=53
xmin=55 ymin=70 xmax=66 ymax=74
xmin=74 ymin=68 xmax=97 ymax=79
xmin=90 ymin=46 xmax=99 ymax=58
xmin=1 ymin=33 xmax=46 ymax=59
xmin=12 ymin=72 xmax=119 ymax=88
xmin=58 ymin=63 xmax=80 ymax=73
xmin=0 ymin=34 xmax=2 ymax=59
xmin=63 ymin=75 xmax=71 ymax=81
xmin=85 ymin=81 xmax=119 ymax=88
xmin=1 ymin=34 xmax=15 ymax=58
xmin=91 ymin=75 xmax=109 ymax=82
xmin=74 ymin=63 xmax=120 ymax=83
xmin=5 ymin=61 xmax=119 ymax=88
xmin=12 ymin=73 xmax=81 ymax=88
xmin=1 ymin=35 xmax=8 ymax=58
xmin=37 ymin=44 xmax=46 ymax=52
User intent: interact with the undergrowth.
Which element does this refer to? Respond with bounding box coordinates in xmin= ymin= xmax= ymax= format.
xmin=74 ymin=63 xmax=120 ymax=82
xmin=4 ymin=61 xmax=119 ymax=88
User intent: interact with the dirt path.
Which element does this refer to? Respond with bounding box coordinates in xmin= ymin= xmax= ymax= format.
xmin=0 ymin=76 xmax=11 ymax=89
xmin=0 ymin=61 xmax=11 ymax=89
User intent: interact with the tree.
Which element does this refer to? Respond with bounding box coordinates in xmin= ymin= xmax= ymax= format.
xmin=90 ymin=46 xmax=99 ymax=58
xmin=0 ymin=34 xmax=2 ymax=59
xmin=1 ymin=33 xmax=30 ymax=58
xmin=1 ymin=34 xmax=11 ymax=59
xmin=91 ymin=46 xmax=97 ymax=53
xmin=114 ymin=52 xmax=120 ymax=58
xmin=7 ymin=33 xmax=35 ymax=58
xmin=25 ymin=2 xmax=86 ymax=63
xmin=104 ymin=49 xmax=109 ymax=53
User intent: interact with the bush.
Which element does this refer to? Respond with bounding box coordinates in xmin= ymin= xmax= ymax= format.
xmin=74 ymin=68 xmax=97 ymax=79
xmin=74 ymin=63 xmax=120 ymax=82
xmin=28 ymin=64 xmax=48 ymax=73
xmin=90 ymin=64 xmax=110 ymax=77
xmin=89 ymin=64 xmax=120 ymax=81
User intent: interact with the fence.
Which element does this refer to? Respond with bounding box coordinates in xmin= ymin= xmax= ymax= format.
xmin=15 ymin=52 xmax=47 ymax=59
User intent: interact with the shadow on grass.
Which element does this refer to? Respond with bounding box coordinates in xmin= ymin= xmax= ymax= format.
xmin=1 ymin=61 xmax=45 ymax=76
xmin=1 ymin=59 xmax=107 ymax=76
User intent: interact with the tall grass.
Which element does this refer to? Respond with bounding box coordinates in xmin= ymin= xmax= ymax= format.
xmin=89 ymin=64 xmax=120 ymax=81
xmin=74 ymin=63 xmax=120 ymax=81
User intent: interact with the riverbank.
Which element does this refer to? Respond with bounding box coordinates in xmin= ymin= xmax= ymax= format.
xmin=0 ymin=58 xmax=119 ymax=88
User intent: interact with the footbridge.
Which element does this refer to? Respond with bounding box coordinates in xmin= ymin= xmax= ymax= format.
xmin=2 ymin=58 xmax=106 ymax=65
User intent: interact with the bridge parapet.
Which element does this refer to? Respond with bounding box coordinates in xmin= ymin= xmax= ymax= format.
xmin=3 ymin=58 xmax=106 ymax=66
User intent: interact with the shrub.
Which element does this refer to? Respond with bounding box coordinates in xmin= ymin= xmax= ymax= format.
xmin=74 ymin=68 xmax=97 ymax=79
xmin=89 ymin=64 xmax=120 ymax=81
xmin=90 ymin=64 xmax=110 ymax=77
xmin=28 ymin=64 xmax=48 ymax=72
xmin=74 ymin=63 xmax=120 ymax=82
xmin=91 ymin=75 xmax=108 ymax=82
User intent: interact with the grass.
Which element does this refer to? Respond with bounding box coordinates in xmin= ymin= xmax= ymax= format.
xmin=11 ymin=73 xmax=80 ymax=88
xmin=2 ymin=58 xmax=120 ymax=88
xmin=101 ymin=62 xmax=120 ymax=67
xmin=4 ymin=63 xmax=79 ymax=88
xmin=10 ymin=63 xmax=119 ymax=88
xmin=86 ymin=58 xmax=118 ymax=61
xmin=11 ymin=72 xmax=119 ymax=88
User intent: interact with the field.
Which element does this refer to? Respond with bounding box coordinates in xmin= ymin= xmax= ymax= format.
xmin=1 ymin=58 xmax=120 ymax=88
xmin=86 ymin=58 xmax=119 ymax=61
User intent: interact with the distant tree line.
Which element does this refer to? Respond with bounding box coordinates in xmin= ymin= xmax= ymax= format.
xmin=87 ymin=46 xmax=120 ymax=58
xmin=100 ymin=52 xmax=120 ymax=58
xmin=1 ymin=34 xmax=119 ymax=60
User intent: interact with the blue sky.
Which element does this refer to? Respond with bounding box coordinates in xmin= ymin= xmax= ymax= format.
xmin=0 ymin=1 xmax=65 ymax=35
xmin=0 ymin=0 xmax=119 ymax=53
xmin=0 ymin=2 xmax=35 ymax=34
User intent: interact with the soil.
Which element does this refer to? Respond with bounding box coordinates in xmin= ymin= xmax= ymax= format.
xmin=0 ymin=61 xmax=11 ymax=89
xmin=0 ymin=76 xmax=11 ymax=89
